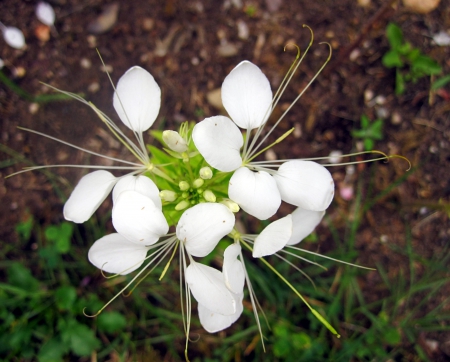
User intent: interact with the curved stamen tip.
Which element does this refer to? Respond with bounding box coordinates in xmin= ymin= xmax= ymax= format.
xmin=387 ymin=154 xmax=412 ymax=171
xmin=302 ymin=24 xmax=314 ymax=46
xmin=319 ymin=41 xmax=333 ymax=61
xmin=284 ymin=43 xmax=301 ymax=59
xmin=83 ymin=307 xmax=101 ymax=318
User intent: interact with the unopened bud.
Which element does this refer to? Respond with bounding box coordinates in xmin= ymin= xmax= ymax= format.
xmin=192 ymin=178 xmax=204 ymax=188
xmin=199 ymin=167 xmax=213 ymax=180
xmin=179 ymin=181 xmax=190 ymax=191
xmin=159 ymin=190 xmax=177 ymax=202
xmin=175 ymin=200 xmax=190 ymax=211
xmin=162 ymin=130 xmax=188 ymax=153
xmin=203 ymin=190 xmax=216 ymax=202
xmin=220 ymin=199 xmax=240 ymax=213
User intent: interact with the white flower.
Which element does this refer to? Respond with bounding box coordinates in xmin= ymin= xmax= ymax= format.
xmin=193 ymin=61 xmax=334 ymax=220
xmin=63 ymin=66 xmax=162 ymax=223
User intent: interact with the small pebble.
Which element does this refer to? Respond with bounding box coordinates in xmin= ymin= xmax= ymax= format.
xmin=236 ymin=19 xmax=249 ymax=40
xmin=380 ymin=235 xmax=388 ymax=243
xmin=88 ymin=3 xmax=120 ymax=34
xmin=217 ymin=42 xmax=239 ymax=57
xmin=429 ymin=145 xmax=438 ymax=153
xmin=206 ymin=88 xmax=223 ymax=109
xmin=432 ymin=31 xmax=450 ymax=46
xmin=328 ymin=150 xmax=343 ymax=164
xmin=87 ymin=35 xmax=97 ymax=48
xmin=29 ymin=103 xmax=39 ymax=114
xmin=391 ymin=111 xmax=402 ymax=125
xmin=364 ymin=89 xmax=374 ymax=103
xmin=191 ymin=57 xmax=200 ymax=66
xmin=80 ymin=57 xmax=92 ymax=69
xmin=349 ymin=48 xmax=360 ymax=61
xmin=264 ymin=149 xmax=277 ymax=161
xmin=100 ymin=64 xmax=113 ymax=73
xmin=0 ymin=58 xmax=4 ymax=69
xmin=293 ymin=123 xmax=302 ymax=138
xmin=374 ymin=95 xmax=386 ymax=105
xmin=13 ymin=66 xmax=26 ymax=78
xmin=265 ymin=0 xmax=282 ymax=12
xmin=142 ymin=18 xmax=154 ymax=31
xmin=88 ymin=82 xmax=100 ymax=93
xmin=358 ymin=0 xmax=371 ymax=6
xmin=402 ymin=0 xmax=440 ymax=14
xmin=376 ymin=106 xmax=389 ymax=119
xmin=35 ymin=24 xmax=51 ymax=42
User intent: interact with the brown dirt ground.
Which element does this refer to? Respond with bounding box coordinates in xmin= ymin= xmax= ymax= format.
xmin=1 ymin=0 xmax=450 ymax=360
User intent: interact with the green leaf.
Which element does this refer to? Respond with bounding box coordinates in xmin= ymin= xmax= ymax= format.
xmin=38 ymin=337 xmax=67 ymax=362
xmin=386 ymin=23 xmax=403 ymax=49
xmin=7 ymin=262 xmax=39 ymax=291
xmin=412 ymin=55 xmax=442 ymax=75
xmin=97 ymin=311 xmax=127 ymax=333
xmin=383 ymin=327 xmax=401 ymax=346
xmin=38 ymin=246 xmax=60 ymax=269
xmin=15 ymin=215 xmax=34 ymax=241
xmin=364 ymin=138 xmax=374 ymax=151
xmin=382 ymin=50 xmax=403 ymax=68
xmin=55 ymin=286 xmax=77 ymax=311
xmin=395 ymin=69 xmax=406 ymax=95
xmin=432 ymin=74 xmax=450 ymax=90
xmin=61 ymin=321 xmax=100 ymax=357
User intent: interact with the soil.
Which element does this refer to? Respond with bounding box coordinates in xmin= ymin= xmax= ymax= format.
xmin=1 ymin=0 xmax=450 ymax=360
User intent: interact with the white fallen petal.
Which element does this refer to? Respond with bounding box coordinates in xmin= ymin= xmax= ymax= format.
xmin=63 ymin=170 xmax=117 ymax=223
xmin=274 ymin=160 xmax=334 ymax=211
xmin=286 ymin=207 xmax=325 ymax=246
xmin=177 ymin=203 xmax=235 ymax=257
xmin=113 ymin=66 xmax=161 ymax=133
xmin=186 ymin=262 xmax=236 ymax=315
xmin=112 ymin=190 xmax=168 ymax=245
xmin=223 ymin=244 xmax=245 ymax=294
xmin=88 ymin=233 xmax=147 ymax=275
xmin=3 ymin=27 xmax=25 ymax=49
xmin=432 ymin=31 xmax=450 ymax=46
xmin=192 ymin=116 xmax=243 ymax=172
xmin=198 ymin=292 xmax=244 ymax=333
xmin=112 ymin=175 xmax=161 ymax=209
xmin=36 ymin=2 xmax=55 ymax=26
xmin=229 ymin=167 xmax=280 ymax=220
xmin=253 ymin=215 xmax=292 ymax=257
xmin=222 ymin=61 xmax=273 ymax=130
xmin=162 ymin=130 xmax=188 ymax=153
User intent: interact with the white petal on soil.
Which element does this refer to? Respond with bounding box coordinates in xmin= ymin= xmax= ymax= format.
xmin=63 ymin=170 xmax=117 ymax=223
xmin=286 ymin=207 xmax=325 ymax=246
xmin=192 ymin=116 xmax=243 ymax=172
xmin=221 ymin=61 xmax=273 ymax=130
xmin=112 ymin=190 xmax=168 ymax=245
xmin=176 ymin=203 xmax=235 ymax=257
xmin=112 ymin=175 xmax=161 ymax=209
xmin=88 ymin=233 xmax=148 ymax=275
xmin=162 ymin=130 xmax=188 ymax=153
xmin=186 ymin=262 xmax=236 ymax=315
xmin=228 ymin=167 xmax=280 ymax=220
xmin=198 ymin=292 xmax=244 ymax=333
xmin=274 ymin=160 xmax=334 ymax=211
xmin=3 ymin=27 xmax=25 ymax=49
xmin=36 ymin=2 xmax=55 ymax=26
xmin=113 ymin=66 xmax=161 ymax=133
xmin=223 ymin=244 xmax=245 ymax=294
xmin=253 ymin=215 xmax=292 ymax=257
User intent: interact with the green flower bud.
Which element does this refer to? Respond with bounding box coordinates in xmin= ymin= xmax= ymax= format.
xmin=179 ymin=181 xmax=190 ymax=191
xmin=192 ymin=178 xmax=204 ymax=188
xmin=203 ymin=190 xmax=216 ymax=202
xmin=220 ymin=199 xmax=240 ymax=213
xmin=199 ymin=167 xmax=213 ymax=180
xmin=159 ymin=190 xmax=177 ymax=202
xmin=175 ymin=200 xmax=190 ymax=211
xmin=162 ymin=130 xmax=188 ymax=153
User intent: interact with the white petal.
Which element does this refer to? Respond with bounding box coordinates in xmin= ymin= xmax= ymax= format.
xmin=112 ymin=190 xmax=168 ymax=245
xmin=176 ymin=203 xmax=235 ymax=257
xmin=113 ymin=66 xmax=161 ymax=132
xmin=192 ymin=116 xmax=243 ymax=172
xmin=286 ymin=208 xmax=325 ymax=246
xmin=223 ymin=244 xmax=245 ymax=294
xmin=222 ymin=61 xmax=273 ymax=130
xmin=112 ymin=175 xmax=161 ymax=209
xmin=63 ymin=170 xmax=117 ymax=223
xmin=88 ymin=233 xmax=147 ymax=275
xmin=186 ymin=262 xmax=235 ymax=315
xmin=274 ymin=160 xmax=334 ymax=211
xmin=253 ymin=215 xmax=292 ymax=258
xmin=229 ymin=167 xmax=280 ymax=220
xmin=36 ymin=2 xmax=55 ymax=26
xmin=198 ymin=292 xmax=243 ymax=333
xmin=3 ymin=27 xmax=25 ymax=49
